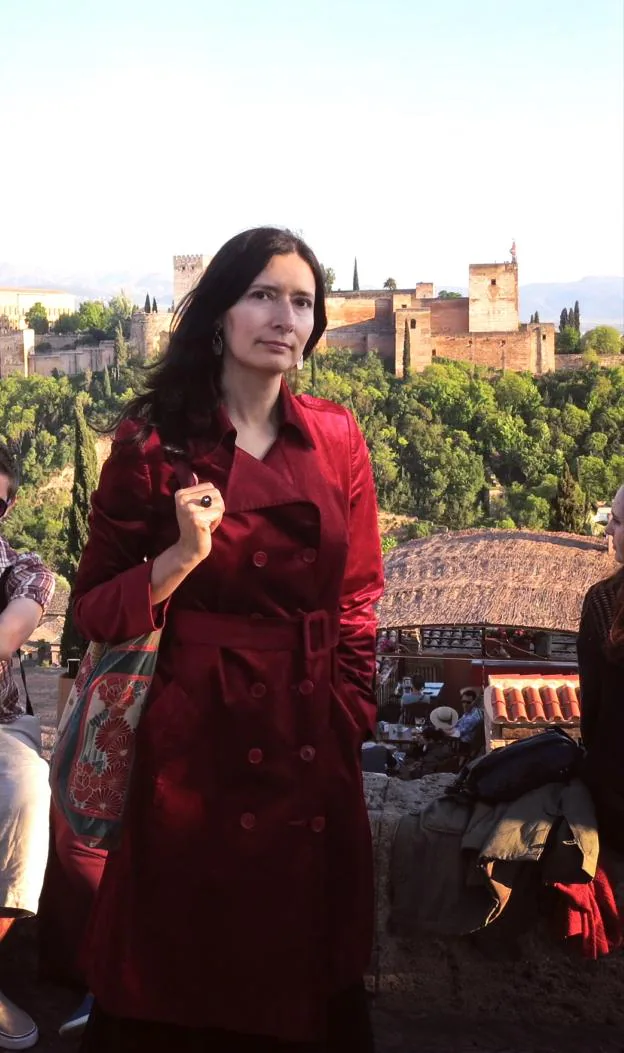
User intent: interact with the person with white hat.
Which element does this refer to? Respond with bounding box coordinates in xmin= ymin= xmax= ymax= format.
xmin=428 ymin=707 xmax=459 ymax=734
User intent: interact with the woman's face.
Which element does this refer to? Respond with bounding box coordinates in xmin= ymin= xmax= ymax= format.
xmin=606 ymin=486 xmax=624 ymax=563
xmin=222 ymin=253 xmax=316 ymax=376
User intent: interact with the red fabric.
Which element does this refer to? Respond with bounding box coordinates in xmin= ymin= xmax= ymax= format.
xmin=71 ymin=383 xmax=383 ymax=1043
xmin=37 ymin=803 xmax=107 ymax=986
xmin=553 ymin=863 xmax=623 ymax=959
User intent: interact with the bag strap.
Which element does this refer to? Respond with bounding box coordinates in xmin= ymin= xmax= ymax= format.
xmin=0 ymin=566 xmax=34 ymax=716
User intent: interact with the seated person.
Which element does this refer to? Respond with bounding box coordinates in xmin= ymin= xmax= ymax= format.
xmin=361 ymin=740 xmax=396 ymax=774
xmin=0 ymin=444 xmax=55 ymax=1050
xmin=400 ymin=677 xmax=431 ymax=724
xmin=449 ymin=689 xmax=485 ymax=753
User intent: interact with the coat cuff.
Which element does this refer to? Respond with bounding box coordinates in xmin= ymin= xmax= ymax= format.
xmin=73 ymin=560 xmax=170 ymax=644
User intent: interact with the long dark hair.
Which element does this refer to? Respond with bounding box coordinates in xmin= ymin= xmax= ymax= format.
xmin=117 ymin=227 xmax=327 ymax=448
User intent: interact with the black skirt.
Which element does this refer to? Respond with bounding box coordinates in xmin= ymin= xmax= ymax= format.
xmin=79 ymin=983 xmax=374 ymax=1053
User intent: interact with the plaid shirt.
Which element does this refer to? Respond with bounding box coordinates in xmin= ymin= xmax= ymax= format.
xmin=0 ymin=534 xmax=55 ymax=723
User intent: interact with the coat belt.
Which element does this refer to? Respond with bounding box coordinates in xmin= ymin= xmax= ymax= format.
xmin=168 ymin=609 xmax=340 ymax=659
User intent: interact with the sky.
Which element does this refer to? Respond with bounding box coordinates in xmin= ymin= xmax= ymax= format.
xmin=2 ymin=0 xmax=623 ymax=290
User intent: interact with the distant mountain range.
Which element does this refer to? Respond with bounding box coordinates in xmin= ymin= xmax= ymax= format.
xmin=0 ymin=264 xmax=622 ymax=332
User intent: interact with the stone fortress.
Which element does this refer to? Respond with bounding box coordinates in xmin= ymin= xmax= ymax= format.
xmin=130 ymin=250 xmax=556 ymax=375
xmin=0 ymin=250 xmax=556 ymax=379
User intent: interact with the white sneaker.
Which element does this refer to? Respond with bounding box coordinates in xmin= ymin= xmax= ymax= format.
xmin=0 ymin=990 xmax=38 ymax=1050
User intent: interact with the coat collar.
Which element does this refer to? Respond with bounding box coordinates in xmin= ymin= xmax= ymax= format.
xmin=195 ymin=379 xmax=315 ymax=458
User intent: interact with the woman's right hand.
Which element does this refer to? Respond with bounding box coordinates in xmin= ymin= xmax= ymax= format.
xmin=173 ymin=480 xmax=225 ymax=566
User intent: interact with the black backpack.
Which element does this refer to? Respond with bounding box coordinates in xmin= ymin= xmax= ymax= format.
xmin=0 ymin=566 xmax=34 ymax=715
xmin=447 ymin=728 xmax=584 ymax=804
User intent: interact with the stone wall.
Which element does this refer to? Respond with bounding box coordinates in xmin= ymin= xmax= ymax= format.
xmin=430 ymin=297 xmax=469 ymax=334
xmin=555 ymin=353 xmax=624 ymax=371
xmin=427 ymin=324 xmax=554 ymax=374
xmin=0 ymin=329 xmax=31 ymax=377
xmin=394 ymin=307 xmax=432 ymax=376
xmin=325 ymin=295 xmax=379 ymax=329
xmin=130 ymin=311 xmax=173 ymax=360
xmin=34 ymin=333 xmax=83 ymax=352
xmin=469 ymin=262 xmax=518 ymax=333
xmin=28 ymin=340 xmax=115 ymax=377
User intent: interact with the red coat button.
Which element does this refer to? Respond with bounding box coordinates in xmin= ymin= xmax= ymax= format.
xmin=302 ymin=548 xmax=317 ymax=564
xmin=251 ymin=682 xmax=267 ymax=699
xmin=300 ymin=745 xmax=316 ymax=762
xmin=311 ymin=816 xmax=326 ymax=833
xmin=240 ymin=812 xmax=256 ymax=830
xmin=248 ymin=748 xmax=263 ymax=765
xmin=252 ymin=551 xmax=268 ymax=567
xmin=299 ymin=680 xmax=314 ymax=695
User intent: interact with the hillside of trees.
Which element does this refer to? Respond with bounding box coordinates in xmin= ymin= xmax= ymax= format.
xmin=1 ymin=352 xmax=623 ymax=573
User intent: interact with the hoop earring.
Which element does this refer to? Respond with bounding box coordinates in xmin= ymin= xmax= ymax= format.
xmin=213 ymin=329 xmax=223 ymax=357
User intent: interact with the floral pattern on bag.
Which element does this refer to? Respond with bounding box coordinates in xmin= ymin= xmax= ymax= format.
xmin=50 ymin=631 xmax=161 ymax=848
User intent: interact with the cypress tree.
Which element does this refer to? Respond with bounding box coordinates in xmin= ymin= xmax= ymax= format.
xmin=102 ymin=364 xmax=112 ymax=399
xmin=60 ymin=398 xmax=100 ymax=665
xmin=552 ymin=463 xmax=587 ymax=534
xmin=402 ymin=319 xmax=411 ymax=377
xmin=534 ymin=310 xmax=540 ymax=324
xmin=573 ymin=300 xmax=580 ymax=332
xmin=144 ymin=293 xmax=151 ymax=313
xmin=114 ymin=321 xmax=129 ymax=376
xmin=353 ymin=258 xmax=360 ymax=292
xmin=569 ymin=307 xmax=575 ymax=330
xmin=152 ymin=297 xmax=158 ymax=313
xmin=560 ymin=308 xmax=568 ymax=331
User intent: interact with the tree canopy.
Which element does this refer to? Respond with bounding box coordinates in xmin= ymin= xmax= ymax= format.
xmin=582 ymin=326 xmax=622 ymax=356
xmin=25 ymin=302 xmax=49 ymax=334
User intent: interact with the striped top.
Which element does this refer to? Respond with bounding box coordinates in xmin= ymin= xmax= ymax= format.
xmin=0 ymin=535 xmax=55 ymax=722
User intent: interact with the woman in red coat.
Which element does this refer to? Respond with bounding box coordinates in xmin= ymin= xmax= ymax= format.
xmin=73 ymin=228 xmax=384 ymax=1052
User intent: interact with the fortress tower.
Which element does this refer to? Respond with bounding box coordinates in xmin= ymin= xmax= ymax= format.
xmin=173 ymin=255 xmax=211 ymax=309
xmin=468 ymin=261 xmax=519 ymax=333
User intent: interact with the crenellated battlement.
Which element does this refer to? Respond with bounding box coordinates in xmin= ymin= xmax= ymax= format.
xmin=173 ymin=254 xmax=211 ymax=308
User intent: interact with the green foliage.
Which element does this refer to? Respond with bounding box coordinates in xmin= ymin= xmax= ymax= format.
xmin=402 ymin=320 xmax=411 ymax=378
xmin=144 ymin=293 xmax=151 ymax=314
xmin=383 ymin=278 xmax=397 ymax=290
xmin=560 ymin=308 xmax=568 ymax=331
xmin=556 ymin=326 xmax=582 ymax=354
xmin=438 ymin=290 xmax=463 ymax=300
xmin=320 ymin=265 xmax=335 ymax=294
xmin=582 ymin=326 xmax=622 ymax=356
xmin=3 ymin=351 xmax=624 ymax=600
xmin=25 ymin=302 xmax=49 ymax=334
xmin=62 ymin=397 xmax=98 ymax=581
xmin=60 ymin=397 xmax=99 ymax=664
xmin=152 ymin=297 xmax=158 ymax=313
xmin=552 ymin=463 xmax=588 ymax=533
xmin=573 ymin=301 xmax=580 ymax=332
xmin=352 ymin=258 xmax=359 ymax=292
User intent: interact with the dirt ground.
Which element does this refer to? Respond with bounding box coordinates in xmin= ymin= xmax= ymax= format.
xmin=3 ymin=668 xmax=623 ymax=1052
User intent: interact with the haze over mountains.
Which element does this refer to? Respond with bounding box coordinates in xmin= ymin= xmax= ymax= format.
xmin=0 ymin=264 xmax=622 ymax=333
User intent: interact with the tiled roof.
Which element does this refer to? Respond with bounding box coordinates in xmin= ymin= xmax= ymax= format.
xmin=486 ymin=675 xmax=580 ymax=725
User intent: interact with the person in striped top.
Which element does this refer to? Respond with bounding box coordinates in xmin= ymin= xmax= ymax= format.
xmin=0 ymin=443 xmax=55 ymax=1050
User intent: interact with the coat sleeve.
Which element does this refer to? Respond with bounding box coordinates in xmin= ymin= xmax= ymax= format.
xmin=577 ymin=591 xmax=602 ymax=751
xmin=72 ymin=424 xmax=169 ymax=644
xmin=336 ymin=414 xmax=384 ymax=739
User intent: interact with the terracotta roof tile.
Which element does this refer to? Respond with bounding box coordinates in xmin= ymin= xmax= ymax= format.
xmin=486 ymin=675 xmax=580 ymax=726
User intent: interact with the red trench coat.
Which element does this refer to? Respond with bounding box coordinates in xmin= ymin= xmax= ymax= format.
xmin=72 ymin=383 xmax=384 ymax=1042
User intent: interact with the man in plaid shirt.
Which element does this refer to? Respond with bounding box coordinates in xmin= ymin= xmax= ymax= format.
xmin=0 ymin=443 xmax=55 ymax=1049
